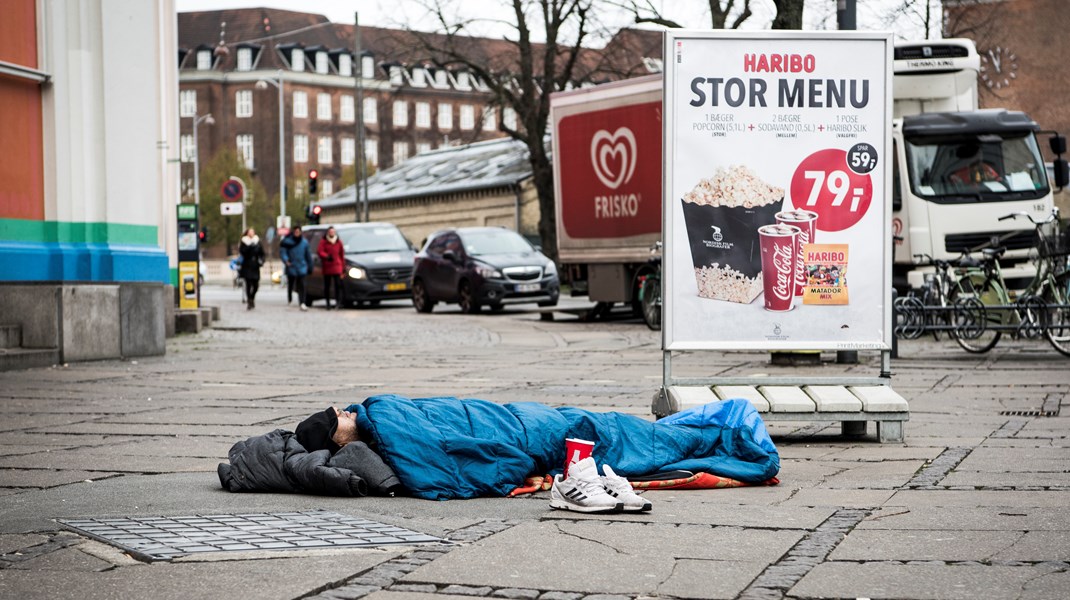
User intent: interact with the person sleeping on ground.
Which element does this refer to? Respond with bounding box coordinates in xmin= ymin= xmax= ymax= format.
xmin=217 ymin=394 xmax=779 ymax=511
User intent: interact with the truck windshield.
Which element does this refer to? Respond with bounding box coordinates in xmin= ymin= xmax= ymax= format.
xmin=460 ymin=230 xmax=534 ymax=256
xmin=904 ymin=133 xmax=1049 ymax=202
xmin=340 ymin=227 xmax=410 ymax=253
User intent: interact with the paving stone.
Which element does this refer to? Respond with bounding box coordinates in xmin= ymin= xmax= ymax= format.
xmin=830 ymin=530 xmax=1022 ymax=561
xmin=888 ymin=490 xmax=1070 ymax=508
xmin=440 ymin=584 xmax=494 ymax=596
xmin=993 ymin=531 xmax=1070 ymax=562
xmin=491 ymin=587 xmax=540 ymax=599
xmin=537 ymin=592 xmax=583 ymax=600
xmin=657 ymin=559 xmax=766 ymax=599
xmin=1020 ymin=570 xmax=1070 ymax=600
xmin=782 ymin=488 xmax=895 ymax=508
xmin=364 ymin=594 xmax=482 ymax=600
xmin=790 ymin=562 xmax=1048 ymax=600
xmin=940 ymin=471 xmax=1070 ymax=488
xmin=389 ymin=584 xmax=438 ymax=593
xmin=0 ymin=469 xmax=121 ymax=488
xmin=815 ymin=459 xmax=926 ymax=489
xmin=860 ymin=506 xmax=1070 ymax=531
xmin=0 ymin=451 xmax=213 ymax=473
xmin=956 ymin=447 xmax=1070 ymax=472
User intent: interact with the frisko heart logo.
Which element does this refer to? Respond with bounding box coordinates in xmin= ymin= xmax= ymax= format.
xmin=590 ymin=127 xmax=637 ymax=190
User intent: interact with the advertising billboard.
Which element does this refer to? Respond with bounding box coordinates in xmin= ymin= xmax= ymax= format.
xmin=663 ymin=31 xmax=893 ymax=351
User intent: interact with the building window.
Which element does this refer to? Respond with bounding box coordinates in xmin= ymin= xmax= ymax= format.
xmin=339 ymin=54 xmax=352 ymax=76
xmin=389 ymin=65 xmax=403 ymax=86
xmin=459 ymin=105 xmax=475 ymax=130
xmin=416 ymin=142 xmax=432 ymax=155
xmin=364 ymin=139 xmax=378 ymax=166
xmin=291 ymin=48 xmax=305 ymax=72
xmin=341 ymin=138 xmax=355 ymax=165
xmin=392 ymin=100 xmax=408 ymax=128
xmin=197 ymin=50 xmax=212 ymax=70
xmin=317 ymin=93 xmax=331 ymax=121
xmin=503 ymin=107 xmax=517 ymax=130
xmin=340 ymin=95 xmax=354 ymax=122
xmin=315 ymin=51 xmax=329 ymax=74
xmin=180 ymin=134 xmax=195 ymax=162
xmin=293 ymin=135 xmax=309 ymax=162
xmin=236 ymin=90 xmax=253 ymax=118
xmin=437 ymin=103 xmax=452 ymax=130
xmin=393 ymin=141 xmax=409 ymax=164
xmin=321 ymin=180 xmax=333 ymax=196
xmin=237 ymin=48 xmax=253 ymax=71
xmin=482 ymin=107 xmax=497 ymax=131
xmin=363 ymin=97 xmax=377 ymax=124
xmin=362 ymin=55 xmax=375 ymax=79
xmin=180 ymin=90 xmax=197 ymax=117
xmin=415 ymin=102 xmax=431 ymax=128
xmin=318 ymin=137 xmax=333 ymax=164
xmin=293 ymin=91 xmax=308 ymax=118
xmin=236 ymin=134 xmax=254 ymax=169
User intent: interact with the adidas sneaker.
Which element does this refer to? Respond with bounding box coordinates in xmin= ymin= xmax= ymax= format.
xmin=602 ymin=465 xmax=652 ymax=512
xmin=549 ymin=457 xmax=623 ymax=513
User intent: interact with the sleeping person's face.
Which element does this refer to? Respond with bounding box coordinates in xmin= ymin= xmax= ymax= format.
xmin=332 ymin=408 xmax=359 ymax=446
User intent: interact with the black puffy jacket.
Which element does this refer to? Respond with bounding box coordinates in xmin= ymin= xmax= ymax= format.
xmin=217 ymin=429 xmax=401 ymax=496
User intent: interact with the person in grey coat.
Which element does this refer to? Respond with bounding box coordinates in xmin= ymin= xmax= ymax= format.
xmin=279 ymin=226 xmax=313 ymax=311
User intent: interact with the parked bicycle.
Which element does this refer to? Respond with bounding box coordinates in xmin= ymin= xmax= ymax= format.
xmin=952 ymin=208 xmax=1070 ymax=355
xmin=638 ymin=242 xmax=661 ymax=331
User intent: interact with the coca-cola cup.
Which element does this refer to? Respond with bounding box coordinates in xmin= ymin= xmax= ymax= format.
xmin=775 ymin=210 xmax=818 ymax=296
xmin=563 ymin=438 xmax=595 ymax=478
xmin=758 ymin=224 xmax=801 ymax=312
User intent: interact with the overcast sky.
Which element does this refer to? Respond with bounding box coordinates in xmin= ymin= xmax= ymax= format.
xmin=174 ymin=0 xmax=932 ymax=42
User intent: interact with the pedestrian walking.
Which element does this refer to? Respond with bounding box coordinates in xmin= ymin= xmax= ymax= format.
xmin=238 ymin=228 xmax=265 ymax=310
xmin=317 ymin=226 xmax=346 ymax=309
xmin=280 ymin=225 xmax=312 ymax=311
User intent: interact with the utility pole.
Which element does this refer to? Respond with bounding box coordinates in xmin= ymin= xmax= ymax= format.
xmin=354 ymin=12 xmax=370 ymax=222
xmin=837 ymin=0 xmax=860 ymax=366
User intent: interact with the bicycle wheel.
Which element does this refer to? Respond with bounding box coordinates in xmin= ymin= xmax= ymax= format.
xmin=949 ymin=277 xmax=1002 ymax=353
xmin=640 ymin=277 xmax=661 ymax=331
xmin=1042 ymin=284 xmax=1070 ymax=357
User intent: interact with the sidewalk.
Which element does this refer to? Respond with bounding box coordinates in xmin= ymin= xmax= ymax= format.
xmin=1 ymin=286 xmax=1068 ymax=600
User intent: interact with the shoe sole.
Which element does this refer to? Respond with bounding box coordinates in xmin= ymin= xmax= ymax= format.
xmin=621 ymin=503 xmax=653 ymax=512
xmin=549 ymin=499 xmax=624 ymax=513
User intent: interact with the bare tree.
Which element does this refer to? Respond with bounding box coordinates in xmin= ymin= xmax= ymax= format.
xmin=770 ymin=0 xmax=804 ymax=29
xmin=403 ymin=0 xmax=604 ymax=260
xmin=616 ymin=0 xmax=755 ymax=29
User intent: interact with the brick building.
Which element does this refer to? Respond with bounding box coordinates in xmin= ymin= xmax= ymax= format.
xmin=177 ymin=9 xmax=518 ymax=216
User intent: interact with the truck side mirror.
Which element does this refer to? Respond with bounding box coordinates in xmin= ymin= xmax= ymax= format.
xmin=1053 ymin=159 xmax=1069 ymax=190
xmin=1050 ymin=134 xmax=1067 ymax=156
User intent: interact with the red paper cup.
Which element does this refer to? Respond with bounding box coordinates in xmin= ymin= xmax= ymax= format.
xmin=563 ymin=438 xmax=595 ymax=478
xmin=759 ymin=224 xmax=800 ymax=312
xmin=775 ymin=210 xmax=818 ymax=296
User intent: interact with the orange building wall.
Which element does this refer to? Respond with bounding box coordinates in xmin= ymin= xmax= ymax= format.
xmin=0 ymin=0 xmax=44 ymax=221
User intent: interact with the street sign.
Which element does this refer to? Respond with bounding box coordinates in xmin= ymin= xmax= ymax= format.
xmin=221 ymin=180 xmax=243 ymax=201
xmin=220 ymin=202 xmax=244 ymax=215
xmin=276 ymin=215 xmax=292 ymax=229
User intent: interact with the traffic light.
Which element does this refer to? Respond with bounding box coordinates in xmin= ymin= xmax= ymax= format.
xmin=307 ymin=204 xmax=322 ymax=225
xmin=308 ymin=169 xmax=319 ymax=195
xmin=199 ymin=225 xmax=209 ymax=244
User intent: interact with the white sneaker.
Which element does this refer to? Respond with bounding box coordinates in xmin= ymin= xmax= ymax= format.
xmin=300 ymin=303 xmax=308 ymax=311
xmin=549 ymin=457 xmax=622 ymax=513
xmin=602 ymin=465 xmax=652 ymax=512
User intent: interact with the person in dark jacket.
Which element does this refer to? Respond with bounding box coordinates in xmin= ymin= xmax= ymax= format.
xmin=238 ymin=228 xmax=265 ymax=310
xmin=280 ymin=226 xmax=313 ymax=311
xmin=317 ymin=226 xmax=346 ymax=309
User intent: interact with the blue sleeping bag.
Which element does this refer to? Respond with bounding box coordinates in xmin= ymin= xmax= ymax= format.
xmin=347 ymin=394 xmax=779 ymax=501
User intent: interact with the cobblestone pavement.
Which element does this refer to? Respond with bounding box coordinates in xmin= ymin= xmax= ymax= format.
xmin=1 ymin=284 xmax=1068 ymax=600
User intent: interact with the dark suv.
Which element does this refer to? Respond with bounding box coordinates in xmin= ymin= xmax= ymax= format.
xmin=411 ymin=227 xmax=559 ymax=313
xmin=304 ymin=223 xmax=415 ymax=307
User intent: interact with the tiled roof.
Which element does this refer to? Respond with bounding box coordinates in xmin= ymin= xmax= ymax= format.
xmin=318 ymin=137 xmax=532 ymax=208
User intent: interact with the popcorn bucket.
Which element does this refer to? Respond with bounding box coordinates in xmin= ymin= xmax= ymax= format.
xmin=681 ymin=199 xmax=782 ymax=303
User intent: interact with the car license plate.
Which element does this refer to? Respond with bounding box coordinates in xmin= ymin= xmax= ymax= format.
xmin=516 ymin=283 xmax=540 ymax=293
xmin=384 ymin=282 xmax=407 ymax=291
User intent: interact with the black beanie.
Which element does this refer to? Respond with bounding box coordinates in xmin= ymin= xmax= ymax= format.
xmin=296 ymin=407 xmax=341 ymax=453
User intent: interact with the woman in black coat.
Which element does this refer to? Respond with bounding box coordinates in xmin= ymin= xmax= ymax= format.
xmin=238 ymin=228 xmax=265 ymax=309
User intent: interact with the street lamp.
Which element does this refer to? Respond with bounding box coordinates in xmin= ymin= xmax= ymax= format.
xmin=191 ymin=112 xmax=214 ymax=205
xmin=256 ymin=70 xmax=286 ymax=226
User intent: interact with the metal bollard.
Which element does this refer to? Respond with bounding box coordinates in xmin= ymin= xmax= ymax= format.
xmin=890 ymin=288 xmax=898 ymax=358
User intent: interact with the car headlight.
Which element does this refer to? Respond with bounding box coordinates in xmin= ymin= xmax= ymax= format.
xmin=475 ymin=265 xmax=502 ymax=279
xmin=544 ymin=261 xmax=558 ymax=277
xmin=347 ymin=266 xmax=366 ymax=279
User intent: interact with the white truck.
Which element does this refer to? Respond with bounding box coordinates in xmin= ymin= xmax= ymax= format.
xmin=550 ymin=41 xmax=1069 ymax=307
xmin=890 ymin=38 xmax=1067 ymax=289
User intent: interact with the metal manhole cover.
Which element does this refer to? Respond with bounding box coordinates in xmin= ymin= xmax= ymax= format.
xmin=59 ymin=510 xmax=445 ymax=562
